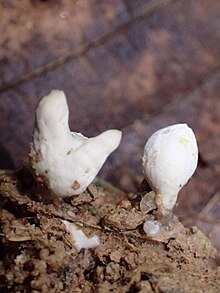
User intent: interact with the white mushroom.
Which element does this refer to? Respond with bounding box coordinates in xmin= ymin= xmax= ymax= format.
xmin=142 ymin=124 xmax=198 ymax=215
xmin=30 ymin=90 xmax=122 ymax=197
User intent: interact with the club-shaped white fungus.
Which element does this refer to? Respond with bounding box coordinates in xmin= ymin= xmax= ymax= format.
xmin=142 ymin=124 xmax=198 ymax=212
xmin=30 ymin=90 xmax=122 ymax=197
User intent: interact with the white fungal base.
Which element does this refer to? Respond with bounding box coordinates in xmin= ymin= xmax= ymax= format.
xmin=142 ymin=124 xmax=198 ymax=211
xmin=30 ymin=90 xmax=122 ymax=197
xmin=62 ymin=220 xmax=100 ymax=252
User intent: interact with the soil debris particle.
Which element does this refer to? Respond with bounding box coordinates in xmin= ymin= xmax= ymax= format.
xmin=72 ymin=180 xmax=81 ymax=190
xmin=0 ymin=170 xmax=220 ymax=293
xmin=103 ymin=207 xmax=144 ymax=230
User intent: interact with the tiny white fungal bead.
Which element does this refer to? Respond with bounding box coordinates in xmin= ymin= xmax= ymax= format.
xmin=30 ymin=90 xmax=122 ymax=197
xmin=142 ymin=124 xmax=198 ymax=211
xmin=143 ymin=220 xmax=160 ymax=235
xmin=62 ymin=220 xmax=100 ymax=252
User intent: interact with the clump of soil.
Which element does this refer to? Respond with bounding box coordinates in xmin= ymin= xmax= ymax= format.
xmin=0 ymin=169 xmax=219 ymax=292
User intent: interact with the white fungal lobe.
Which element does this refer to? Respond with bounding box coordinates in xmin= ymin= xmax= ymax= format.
xmin=142 ymin=124 xmax=198 ymax=210
xmin=62 ymin=220 xmax=100 ymax=252
xmin=30 ymin=90 xmax=122 ymax=197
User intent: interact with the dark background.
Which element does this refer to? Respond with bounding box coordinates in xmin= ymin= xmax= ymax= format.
xmin=0 ymin=0 xmax=220 ymax=259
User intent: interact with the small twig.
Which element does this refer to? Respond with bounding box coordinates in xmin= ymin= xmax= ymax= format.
xmin=198 ymin=191 xmax=220 ymax=217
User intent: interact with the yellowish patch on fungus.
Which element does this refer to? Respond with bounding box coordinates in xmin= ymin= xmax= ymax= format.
xmin=179 ymin=136 xmax=190 ymax=145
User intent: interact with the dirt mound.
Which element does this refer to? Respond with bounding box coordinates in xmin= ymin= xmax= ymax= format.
xmin=0 ymin=170 xmax=219 ymax=292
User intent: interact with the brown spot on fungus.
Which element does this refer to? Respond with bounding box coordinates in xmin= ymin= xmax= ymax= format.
xmin=72 ymin=180 xmax=81 ymax=190
xmin=29 ymin=149 xmax=43 ymax=164
xmin=67 ymin=149 xmax=73 ymax=155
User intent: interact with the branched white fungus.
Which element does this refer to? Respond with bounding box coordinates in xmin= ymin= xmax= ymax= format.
xmin=62 ymin=220 xmax=100 ymax=252
xmin=30 ymin=90 xmax=122 ymax=197
xmin=142 ymin=124 xmax=198 ymax=215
